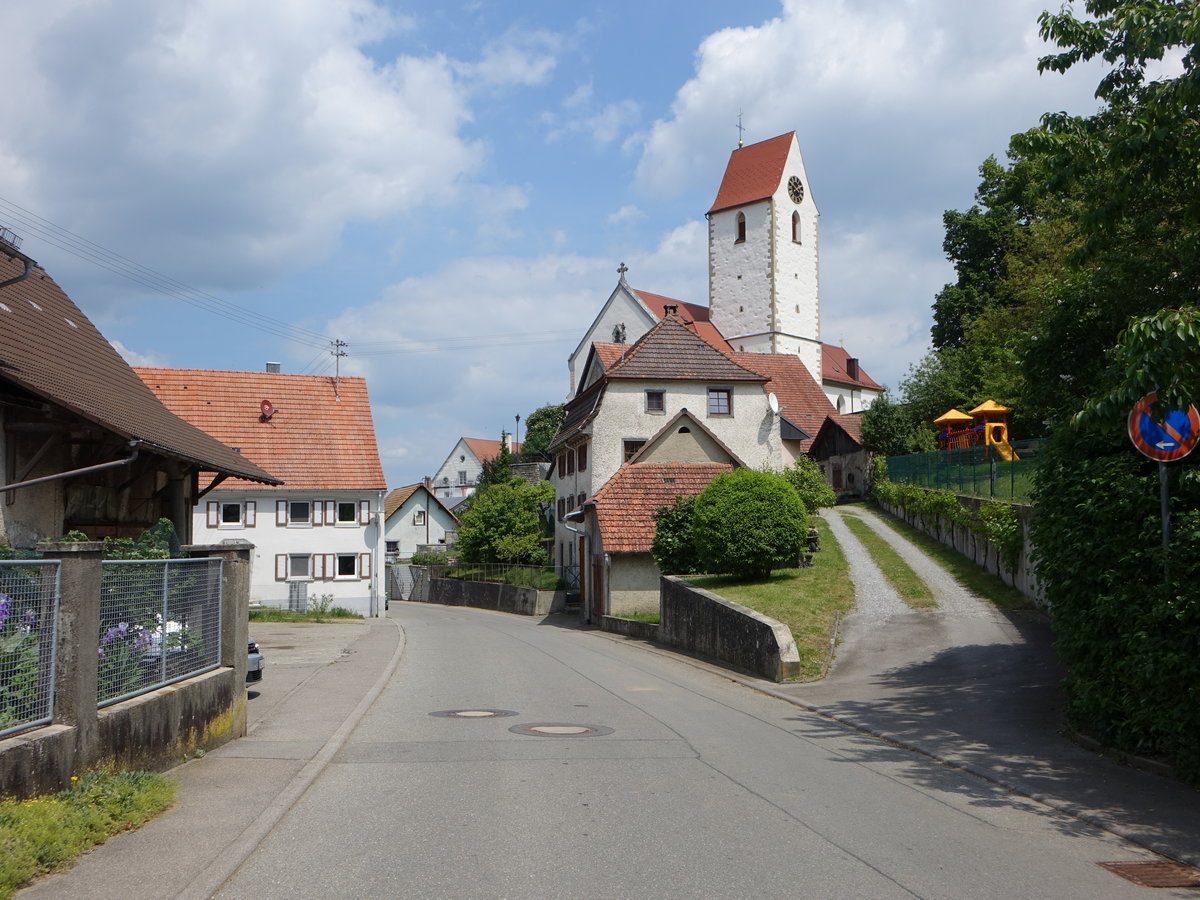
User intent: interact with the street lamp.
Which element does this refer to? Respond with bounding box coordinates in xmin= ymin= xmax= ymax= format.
xmin=514 ymin=414 xmax=521 ymax=456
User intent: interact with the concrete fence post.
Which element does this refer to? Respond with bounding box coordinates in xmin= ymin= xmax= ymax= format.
xmin=40 ymin=541 xmax=104 ymax=771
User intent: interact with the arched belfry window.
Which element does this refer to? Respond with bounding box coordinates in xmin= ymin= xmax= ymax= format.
xmin=736 ymin=212 xmax=746 ymax=243
xmin=792 ymin=211 xmax=801 ymax=244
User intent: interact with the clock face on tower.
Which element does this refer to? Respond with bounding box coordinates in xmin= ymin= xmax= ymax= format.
xmin=787 ymin=175 xmax=804 ymax=204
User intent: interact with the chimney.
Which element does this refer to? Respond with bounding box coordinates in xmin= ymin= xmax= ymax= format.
xmin=266 ymin=362 xmax=281 ymax=373
xmin=846 ymin=357 xmax=859 ymax=381
xmin=663 ymin=304 xmax=678 ymax=317
xmin=501 ymin=431 xmax=510 ymax=452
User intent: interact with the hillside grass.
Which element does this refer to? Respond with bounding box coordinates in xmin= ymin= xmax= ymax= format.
xmin=685 ymin=518 xmax=853 ymax=680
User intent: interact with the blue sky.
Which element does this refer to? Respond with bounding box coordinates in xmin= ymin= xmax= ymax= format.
xmin=1 ymin=0 xmax=1113 ymax=488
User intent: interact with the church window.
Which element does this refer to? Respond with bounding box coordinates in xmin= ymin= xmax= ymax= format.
xmin=645 ymin=390 xmax=665 ymax=413
xmin=792 ymin=211 xmax=801 ymax=243
xmin=735 ymin=212 xmax=746 ymax=243
xmin=837 ymin=395 xmax=846 ymax=413
xmin=707 ymin=388 xmax=732 ymax=416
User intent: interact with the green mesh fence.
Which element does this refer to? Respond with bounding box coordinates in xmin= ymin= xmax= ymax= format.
xmin=884 ymin=438 xmax=1042 ymax=502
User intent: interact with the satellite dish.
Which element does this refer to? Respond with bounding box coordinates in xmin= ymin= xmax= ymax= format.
xmin=260 ymin=400 xmax=275 ymax=419
xmin=768 ymin=392 xmax=780 ymax=415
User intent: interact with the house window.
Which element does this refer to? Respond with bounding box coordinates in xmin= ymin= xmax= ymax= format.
xmin=645 ymin=390 xmax=665 ymax=413
xmin=707 ymin=388 xmax=732 ymax=416
xmin=221 ymin=503 xmax=243 ymax=525
xmin=557 ymin=498 xmax=565 ymax=521
xmin=458 ymin=470 xmax=468 ymax=485
xmin=792 ymin=211 xmax=801 ymax=244
xmin=736 ymin=212 xmax=746 ymax=243
xmin=337 ymin=501 xmax=357 ymax=524
xmin=289 ymin=501 xmax=311 ymax=525
xmin=337 ymin=554 xmax=358 ymax=577
xmin=623 ymin=439 xmax=646 ymax=462
xmin=289 ymin=555 xmax=311 ymax=579
xmin=576 ymin=443 xmax=587 ymax=472
xmin=567 ymin=450 xmax=575 ymax=475
xmin=414 ymin=508 xmax=426 ymax=525
xmin=386 ymin=541 xmax=399 ymax=553
xmin=557 ymin=452 xmax=566 ymax=478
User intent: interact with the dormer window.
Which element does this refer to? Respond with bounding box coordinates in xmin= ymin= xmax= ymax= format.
xmin=792 ymin=211 xmax=801 ymax=244
xmin=736 ymin=212 xmax=746 ymax=244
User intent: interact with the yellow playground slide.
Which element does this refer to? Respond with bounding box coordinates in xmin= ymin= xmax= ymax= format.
xmin=993 ymin=441 xmax=1018 ymax=461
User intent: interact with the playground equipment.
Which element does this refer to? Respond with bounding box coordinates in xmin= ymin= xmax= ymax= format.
xmin=935 ymin=400 xmax=1019 ymax=460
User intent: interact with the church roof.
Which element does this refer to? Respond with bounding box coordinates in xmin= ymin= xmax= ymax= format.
xmin=0 ymin=250 xmax=277 ymax=486
xmin=708 ymin=132 xmax=795 ymax=215
xmin=589 ymin=461 xmax=732 ymax=553
xmin=633 ymin=288 xmax=733 ymax=351
xmin=822 ymin=344 xmax=883 ymax=391
xmin=136 ymin=367 xmax=384 ymax=491
xmin=607 ymin=313 xmax=765 ymax=383
xmin=730 ymin=352 xmax=836 ymax=451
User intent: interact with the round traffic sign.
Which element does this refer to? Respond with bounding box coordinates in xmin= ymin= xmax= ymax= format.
xmin=1128 ymin=392 xmax=1200 ymax=462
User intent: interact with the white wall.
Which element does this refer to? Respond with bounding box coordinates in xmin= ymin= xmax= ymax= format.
xmin=430 ymin=439 xmax=482 ymax=502
xmin=566 ymin=283 xmax=655 ymax=397
xmin=194 ymin=490 xmax=385 ymax=616
xmin=384 ymin=490 xmax=456 ymax=559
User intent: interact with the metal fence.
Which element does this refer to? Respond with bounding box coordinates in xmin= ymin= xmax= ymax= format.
xmin=885 ymin=438 xmax=1042 ymax=503
xmin=0 ymin=560 xmax=60 ymax=739
xmin=98 ymin=558 xmax=223 ymax=706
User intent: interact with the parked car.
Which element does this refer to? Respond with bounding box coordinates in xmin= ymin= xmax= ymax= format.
xmin=247 ymin=638 xmax=265 ymax=683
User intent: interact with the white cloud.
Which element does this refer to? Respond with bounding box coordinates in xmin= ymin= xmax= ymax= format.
xmin=606 ymin=204 xmax=644 ymax=226
xmin=110 ymin=339 xmax=170 ymax=368
xmin=461 ymin=29 xmax=562 ymax=88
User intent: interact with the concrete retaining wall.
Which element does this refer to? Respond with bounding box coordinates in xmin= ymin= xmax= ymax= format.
xmin=600 ymin=616 xmax=660 ymax=641
xmin=659 ymin=577 xmax=800 ymax=682
xmin=876 ymin=498 xmax=1043 ymax=607
xmin=419 ymin=575 xmax=565 ymax=616
xmin=0 ymin=541 xmax=251 ymax=799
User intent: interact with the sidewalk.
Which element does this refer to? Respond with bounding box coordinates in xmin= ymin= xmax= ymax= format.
xmin=767 ymin=506 xmax=1200 ymax=868
xmin=18 ymin=617 xmax=403 ymax=900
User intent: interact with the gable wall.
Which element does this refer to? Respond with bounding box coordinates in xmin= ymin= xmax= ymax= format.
xmin=567 ymin=288 xmax=655 ymax=396
xmin=430 ymin=439 xmax=481 ymax=502
xmin=384 ymin=491 xmax=457 ymax=559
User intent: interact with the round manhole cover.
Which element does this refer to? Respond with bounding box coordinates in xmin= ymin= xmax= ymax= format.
xmin=429 ymin=709 xmax=518 ymax=719
xmin=509 ymin=723 xmax=614 ymax=737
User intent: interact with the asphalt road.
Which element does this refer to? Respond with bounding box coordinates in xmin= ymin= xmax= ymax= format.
xmin=208 ymin=603 xmax=1175 ymax=900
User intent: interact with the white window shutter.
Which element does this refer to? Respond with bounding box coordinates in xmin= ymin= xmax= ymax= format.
xmin=359 ymin=500 xmax=370 ymax=525
xmin=325 ymin=554 xmax=336 ymax=580
xmin=245 ymin=501 xmax=256 ymax=528
xmin=313 ymin=554 xmax=325 ymax=579
xmin=325 ymin=500 xmax=336 ymax=523
xmin=206 ymin=501 xmax=219 ymax=528
xmin=313 ymin=502 xmax=324 ymax=526
xmin=276 ymin=500 xmax=287 ymax=526
xmin=275 ymin=554 xmax=287 ymax=581
xmin=360 ymin=552 xmax=372 ymax=579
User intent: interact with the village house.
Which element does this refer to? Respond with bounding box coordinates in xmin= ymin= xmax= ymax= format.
xmin=427 ymin=436 xmax=522 ymax=508
xmin=383 ymin=482 xmax=458 ymax=561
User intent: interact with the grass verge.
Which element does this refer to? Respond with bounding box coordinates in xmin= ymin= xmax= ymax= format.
xmin=864 ymin=503 xmax=1033 ymax=611
xmin=0 ymin=770 xmax=176 ymax=898
xmin=685 ymin=518 xmax=854 ymax=680
xmin=248 ymin=607 xmax=363 ymax=623
xmin=617 ymin=611 xmax=661 ymax=624
xmin=840 ymin=514 xmax=936 ymax=609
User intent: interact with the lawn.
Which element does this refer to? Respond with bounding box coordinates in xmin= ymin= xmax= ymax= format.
xmin=840 ymin=513 xmax=936 ymax=608
xmin=685 ymin=518 xmax=854 ymax=680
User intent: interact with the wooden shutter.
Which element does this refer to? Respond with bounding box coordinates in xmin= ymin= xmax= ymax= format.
xmin=276 ymin=500 xmax=288 ymax=526
xmin=206 ymin=501 xmax=219 ymax=528
xmin=275 ymin=554 xmax=287 ymax=581
xmin=359 ymin=500 xmax=370 ymax=525
xmin=313 ymin=554 xmax=325 ymax=580
xmin=360 ymin=552 xmax=372 ymax=579
xmin=245 ymin=501 xmax=256 ymax=528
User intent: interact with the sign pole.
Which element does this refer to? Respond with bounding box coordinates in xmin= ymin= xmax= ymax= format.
xmin=1160 ymin=461 xmax=1171 ymax=585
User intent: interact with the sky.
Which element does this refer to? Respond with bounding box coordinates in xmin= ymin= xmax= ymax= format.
xmin=0 ymin=0 xmax=1113 ymax=489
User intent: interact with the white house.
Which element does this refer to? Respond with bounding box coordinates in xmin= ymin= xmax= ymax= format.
xmin=136 ymin=366 xmax=388 ymax=616
xmin=428 ymin=436 xmax=522 ymax=507
xmin=383 ymin=483 xmax=458 ymax=560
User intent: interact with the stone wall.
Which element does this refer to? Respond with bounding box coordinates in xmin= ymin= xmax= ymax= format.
xmin=659 ymin=576 xmax=800 ymax=682
xmin=415 ymin=573 xmax=565 ymax=616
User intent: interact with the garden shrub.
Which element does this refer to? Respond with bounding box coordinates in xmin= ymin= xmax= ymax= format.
xmin=782 ymin=457 xmax=836 ymax=512
xmin=691 ymin=469 xmax=807 ymax=580
xmin=650 ymin=495 xmax=701 ymax=575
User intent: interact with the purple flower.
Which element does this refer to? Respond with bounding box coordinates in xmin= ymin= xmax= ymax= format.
xmin=0 ymin=593 xmax=11 ymax=632
xmin=134 ymin=629 xmax=154 ymax=651
xmin=101 ymin=622 xmax=130 ymax=645
xmin=23 ymin=609 xmax=36 ymax=629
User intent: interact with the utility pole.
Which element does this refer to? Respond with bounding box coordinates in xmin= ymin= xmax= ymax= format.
xmin=331 ymin=339 xmax=348 ymax=400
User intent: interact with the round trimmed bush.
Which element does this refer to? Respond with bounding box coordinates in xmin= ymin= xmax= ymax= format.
xmin=691 ymin=469 xmax=807 ymax=579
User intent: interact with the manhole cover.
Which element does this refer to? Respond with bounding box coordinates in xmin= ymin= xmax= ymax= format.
xmin=509 ymin=723 xmax=614 ymax=737
xmin=429 ymin=709 xmax=518 ymax=719
xmin=1099 ymin=860 xmax=1200 ymax=888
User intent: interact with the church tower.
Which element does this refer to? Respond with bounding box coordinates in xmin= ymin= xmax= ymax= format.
xmin=707 ymin=132 xmax=821 ymax=382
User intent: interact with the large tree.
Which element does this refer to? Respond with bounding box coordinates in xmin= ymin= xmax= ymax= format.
xmin=520 ymin=404 xmax=564 ymax=459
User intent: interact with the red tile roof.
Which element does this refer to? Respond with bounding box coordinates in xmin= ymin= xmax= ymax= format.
xmin=708 ymin=132 xmax=795 ymax=215
xmin=590 ymin=462 xmax=732 ymax=553
xmin=0 ymin=251 xmax=276 ymax=484
xmin=834 ymin=412 xmax=863 ymax=442
xmin=384 ymin=483 xmax=457 ymax=523
xmin=633 ymin=288 xmax=733 ymax=351
xmin=730 ymin=352 xmax=836 ymax=451
xmin=462 ymin=437 xmax=522 ymax=462
xmin=608 ymin=314 xmax=765 ymax=383
xmin=136 ymin=367 xmax=385 ymax=491
xmin=822 ymin=344 xmax=883 ymax=391
xmin=592 ymin=342 xmax=628 ymax=369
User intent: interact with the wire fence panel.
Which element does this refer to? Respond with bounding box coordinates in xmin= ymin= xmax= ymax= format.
xmin=98 ymin=558 xmax=223 ymax=706
xmin=885 ymin=438 xmax=1042 ymax=503
xmin=0 ymin=560 xmax=60 ymax=738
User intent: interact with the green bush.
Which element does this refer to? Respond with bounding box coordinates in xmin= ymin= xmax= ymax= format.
xmin=650 ymin=495 xmax=701 ymax=575
xmin=456 ymin=478 xmax=554 ymax=565
xmin=782 ymin=457 xmax=836 ymax=512
xmin=691 ymin=469 xmax=807 ymax=580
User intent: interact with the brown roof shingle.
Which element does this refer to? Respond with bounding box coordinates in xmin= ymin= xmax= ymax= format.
xmin=822 ymin=344 xmax=883 ymax=391
xmin=608 ymin=314 xmax=765 ymax=383
xmin=708 ymin=132 xmax=795 ymax=215
xmin=590 ymin=462 xmax=732 ymax=553
xmin=730 ymin=352 xmax=837 ymax=452
xmin=136 ymin=367 xmax=384 ymax=491
xmin=0 ymin=251 xmax=277 ymax=484
xmin=462 ymin=437 xmax=521 ymax=462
